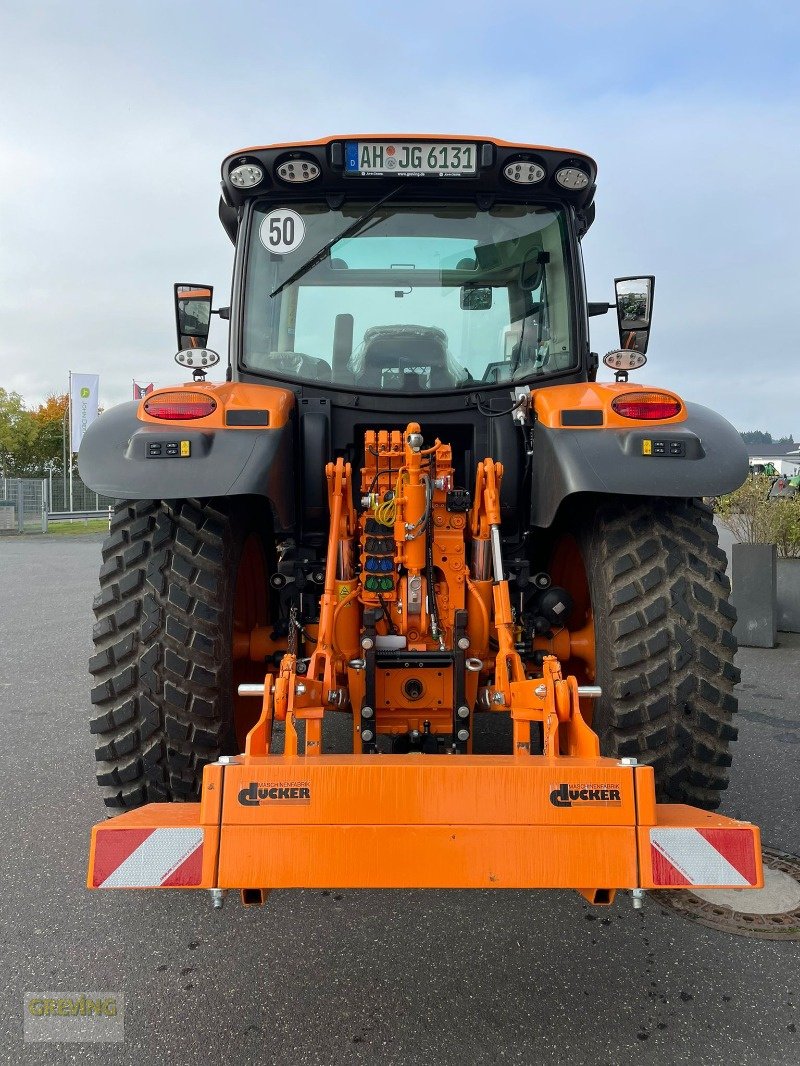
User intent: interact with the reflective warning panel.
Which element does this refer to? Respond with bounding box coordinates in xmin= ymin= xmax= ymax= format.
xmin=91 ymin=828 xmax=204 ymax=888
xmin=642 ymin=825 xmax=762 ymax=889
xmin=88 ymin=803 xmax=217 ymax=890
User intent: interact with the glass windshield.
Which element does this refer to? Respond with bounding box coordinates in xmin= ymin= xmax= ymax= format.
xmin=243 ymin=201 xmax=576 ymax=392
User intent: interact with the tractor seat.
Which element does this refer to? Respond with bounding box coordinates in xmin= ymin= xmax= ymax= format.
xmin=265 ymin=351 xmax=332 ymax=382
xmin=354 ymin=325 xmax=458 ymax=389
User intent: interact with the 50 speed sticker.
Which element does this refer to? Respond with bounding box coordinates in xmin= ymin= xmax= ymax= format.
xmin=259 ymin=208 xmax=305 ymax=254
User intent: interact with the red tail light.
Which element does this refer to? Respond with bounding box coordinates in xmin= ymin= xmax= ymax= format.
xmin=612 ymin=392 xmax=682 ymax=420
xmin=144 ymin=392 xmax=217 ymax=420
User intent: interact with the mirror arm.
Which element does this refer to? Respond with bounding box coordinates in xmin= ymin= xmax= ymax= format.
xmin=212 ymin=306 xmax=231 ymax=320
xmin=587 ymin=302 xmax=613 ymax=317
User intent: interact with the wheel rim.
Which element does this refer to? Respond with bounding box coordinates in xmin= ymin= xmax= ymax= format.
xmin=548 ymin=533 xmax=597 ymax=702
xmin=232 ymin=534 xmax=269 ymax=749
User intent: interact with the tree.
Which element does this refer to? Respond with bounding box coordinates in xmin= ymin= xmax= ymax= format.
xmin=0 ymin=389 xmax=36 ymax=478
xmin=739 ymin=430 xmax=796 ymax=447
xmin=27 ymin=394 xmax=69 ymax=475
xmin=0 ymin=390 xmax=70 ymax=478
xmin=739 ymin=430 xmax=773 ymax=445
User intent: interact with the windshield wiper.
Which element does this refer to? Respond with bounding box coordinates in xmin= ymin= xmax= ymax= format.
xmin=269 ymin=184 xmax=406 ymax=299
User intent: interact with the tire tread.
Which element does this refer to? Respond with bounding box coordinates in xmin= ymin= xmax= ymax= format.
xmin=580 ymin=497 xmax=738 ymax=810
xmin=89 ymin=499 xmax=234 ymax=809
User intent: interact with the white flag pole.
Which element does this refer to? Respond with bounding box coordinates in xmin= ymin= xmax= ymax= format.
xmin=68 ymin=370 xmax=74 ymax=513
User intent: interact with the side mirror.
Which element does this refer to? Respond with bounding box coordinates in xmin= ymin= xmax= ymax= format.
xmin=614 ymin=275 xmax=654 ymax=353
xmin=174 ymin=283 xmax=213 ymax=351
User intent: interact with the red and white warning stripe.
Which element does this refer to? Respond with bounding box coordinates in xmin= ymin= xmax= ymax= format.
xmin=92 ymin=828 xmax=204 ymax=888
xmin=650 ymin=827 xmax=758 ymax=888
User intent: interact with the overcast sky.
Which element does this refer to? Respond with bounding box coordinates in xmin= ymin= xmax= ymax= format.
xmin=2 ymin=1 xmax=799 ymax=435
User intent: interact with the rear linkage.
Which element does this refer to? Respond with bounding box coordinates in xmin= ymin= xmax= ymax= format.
xmin=238 ymin=424 xmax=596 ymax=762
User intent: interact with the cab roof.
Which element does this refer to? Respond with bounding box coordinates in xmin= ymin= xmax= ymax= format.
xmin=218 ymin=134 xmax=598 ymax=240
xmin=226 ymin=132 xmax=595 ymax=159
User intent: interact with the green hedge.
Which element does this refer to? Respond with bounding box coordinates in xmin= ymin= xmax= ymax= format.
xmin=716 ymin=476 xmax=800 ymax=558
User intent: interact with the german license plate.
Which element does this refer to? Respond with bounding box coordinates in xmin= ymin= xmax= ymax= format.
xmin=345 ymin=141 xmax=477 ymax=177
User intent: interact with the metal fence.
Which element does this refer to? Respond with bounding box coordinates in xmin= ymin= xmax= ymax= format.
xmin=46 ymin=473 xmax=115 ymax=514
xmin=0 ymin=478 xmax=47 ymax=533
xmin=0 ymin=476 xmax=116 ymax=534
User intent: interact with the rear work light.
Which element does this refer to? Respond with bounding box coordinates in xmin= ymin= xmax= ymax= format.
xmin=612 ymin=392 xmax=682 ymax=420
xmin=229 ymin=163 xmax=263 ymax=189
xmin=144 ymin=392 xmax=217 ymax=420
xmin=503 ymin=159 xmax=545 ymax=184
xmin=276 ymin=158 xmax=321 ymax=183
xmin=555 ymin=166 xmax=590 ymax=190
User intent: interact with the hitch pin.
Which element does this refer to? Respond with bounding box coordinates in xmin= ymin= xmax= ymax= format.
xmin=490 ymin=525 xmax=504 ymax=581
xmin=533 ymin=684 xmax=602 ymax=699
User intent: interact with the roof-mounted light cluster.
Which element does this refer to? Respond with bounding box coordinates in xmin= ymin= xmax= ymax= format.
xmin=276 ymin=157 xmax=321 ymax=183
xmin=229 ymin=163 xmax=263 ymax=189
xmin=502 ymin=155 xmax=591 ymax=192
xmin=220 ymin=140 xmax=597 ymax=210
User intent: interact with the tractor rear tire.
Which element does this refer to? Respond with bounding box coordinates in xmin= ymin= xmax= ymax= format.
xmin=571 ymin=497 xmax=739 ymax=810
xmin=89 ymin=498 xmax=268 ymax=809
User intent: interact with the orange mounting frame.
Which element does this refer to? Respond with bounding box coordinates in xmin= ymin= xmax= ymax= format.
xmin=87 ymin=755 xmax=763 ymax=897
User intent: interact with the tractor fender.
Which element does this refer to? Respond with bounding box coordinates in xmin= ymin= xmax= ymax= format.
xmin=78 ymin=401 xmax=295 ymax=528
xmin=529 ymin=401 xmax=748 ymax=527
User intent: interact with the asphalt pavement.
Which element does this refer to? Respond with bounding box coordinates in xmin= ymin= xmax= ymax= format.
xmin=0 ymin=533 xmax=798 ymax=1065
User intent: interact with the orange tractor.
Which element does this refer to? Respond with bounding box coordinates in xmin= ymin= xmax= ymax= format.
xmin=80 ymin=136 xmax=761 ymax=906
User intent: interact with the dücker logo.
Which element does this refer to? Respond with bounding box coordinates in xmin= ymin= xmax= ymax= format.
xmin=549 ymin=783 xmax=622 ymax=808
xmin=238 ymin=781 xmax=311 ymax=806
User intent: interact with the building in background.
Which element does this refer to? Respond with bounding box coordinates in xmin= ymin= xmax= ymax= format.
xmin=747 ymin=442 xmax=800 ymax=476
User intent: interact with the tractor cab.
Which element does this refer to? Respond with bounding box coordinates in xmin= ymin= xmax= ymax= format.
xmin=173 ymin=137 xmax=655 ymax=542
xmin=217 ymin=136 xmax=600 ymax=402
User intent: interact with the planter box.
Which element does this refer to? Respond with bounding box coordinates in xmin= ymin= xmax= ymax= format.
xmin=777 ymin=557 xmax=800 ymax=633
xmin=731 ymin=543 xmax=777 ymax=648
